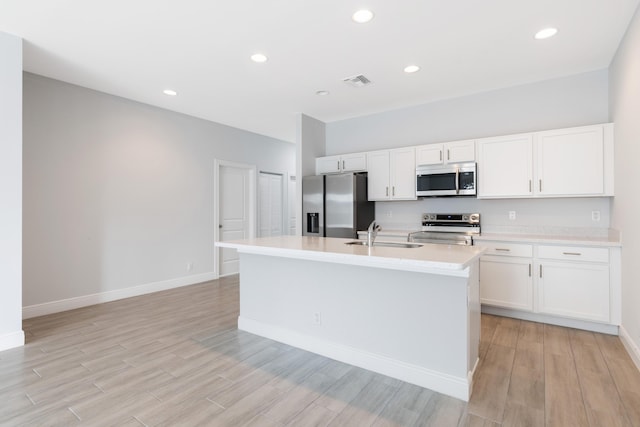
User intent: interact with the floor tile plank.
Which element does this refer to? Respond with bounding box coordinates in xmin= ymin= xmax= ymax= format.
xmin=1 ymin=276 xmax=637 ymax=427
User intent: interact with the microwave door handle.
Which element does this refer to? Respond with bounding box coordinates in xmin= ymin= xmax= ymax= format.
xmin=455 ymin=167 xmax=460 ymax=194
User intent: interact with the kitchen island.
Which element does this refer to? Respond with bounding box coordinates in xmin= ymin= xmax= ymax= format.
xmin=216 ymin=235 xmax=484 ymax=401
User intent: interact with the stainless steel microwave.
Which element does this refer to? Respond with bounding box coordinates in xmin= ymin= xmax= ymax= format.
xmin=416 ymin=163 xmax=477 ymax=197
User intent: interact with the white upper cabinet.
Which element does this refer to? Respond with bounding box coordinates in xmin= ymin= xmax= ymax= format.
xmin=316 ymin=152 xmax=367 ymax=175
xmin=536 ymin=125 xmax=607 ymax=197
xmin=416 ymin=140 xmax=475 ymax=166
xmin=367 ymin=148 xmax=416 ymax=201
xmin=477 ymin=133 xmax=533 ymax=198
xmin=477 ymin=124 xmax=614 ymax=199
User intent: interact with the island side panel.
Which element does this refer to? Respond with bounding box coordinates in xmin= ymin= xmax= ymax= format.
xmin=467 ymin=260 xmax=481 ymax=382
xmin=237 ymin=252 xmax=478 ymax=400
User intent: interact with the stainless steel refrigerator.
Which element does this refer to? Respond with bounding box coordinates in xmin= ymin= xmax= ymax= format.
xmin=302 ymin=173 xmax=375 ymax=238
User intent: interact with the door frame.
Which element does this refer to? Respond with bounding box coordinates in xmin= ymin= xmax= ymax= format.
xmin=214 ymin=159 xmax=257 ymax=278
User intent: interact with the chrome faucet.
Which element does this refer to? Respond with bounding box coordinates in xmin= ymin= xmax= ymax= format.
xmin=366 ymin=220 xmax=381 ymax=247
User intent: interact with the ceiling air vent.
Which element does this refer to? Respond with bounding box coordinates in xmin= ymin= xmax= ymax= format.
xmin=342 ymin=74 xmax=372 ymax=88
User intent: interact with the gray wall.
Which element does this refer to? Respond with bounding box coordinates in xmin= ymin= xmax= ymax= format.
xmin=325 ymin=70 xmax=612 ymax=232
xmin=326 ymin=70 xmax=609 ymax=154
xmin=610 ymin=4 xmax=640 ymax=362
xmin=23 ymin=73 xmax=295 ymax=307
xmin=0 ymin=32 xmax=24 ymax=350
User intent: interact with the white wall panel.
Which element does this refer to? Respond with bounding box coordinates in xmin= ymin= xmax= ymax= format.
xmin=0 ymin=32 xmax=24 ymax=350
xmin=609 ymin=3 xmax=640 ymax=367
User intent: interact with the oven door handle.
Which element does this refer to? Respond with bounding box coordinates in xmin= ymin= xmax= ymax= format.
xmin=455 ymin=167 xmax=460 ymax=195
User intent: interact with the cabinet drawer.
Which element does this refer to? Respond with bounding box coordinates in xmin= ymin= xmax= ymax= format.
xmin=536 ymin=245 xmax=609 ymax=263
xmin=476 ymin=241 xmax=533 ymax=257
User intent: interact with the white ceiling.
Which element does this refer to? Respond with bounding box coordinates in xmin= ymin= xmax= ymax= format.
xmin=2 ymin=1 xmax=639 ymax=142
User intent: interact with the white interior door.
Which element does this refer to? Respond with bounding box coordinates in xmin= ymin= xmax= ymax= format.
xmin=258 ymin=172 xmax=284 ymax=237
xmin=219 ymin=165 xmax=252 ymax=276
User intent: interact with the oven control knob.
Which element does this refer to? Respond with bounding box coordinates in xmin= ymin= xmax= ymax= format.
xmin=462 ymin=215 xmax=469 ymax=221
xmin=430 ymin=214 xmax=436 ymax=220
xmin=470 ymin=214 xmax=479 ymax=222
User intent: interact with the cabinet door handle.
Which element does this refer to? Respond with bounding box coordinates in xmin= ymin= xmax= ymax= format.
xmin=342 ymin=160 xmax=345 ymax=170
xmin=439 ymin=150 xmax=442 ymax=161
xmin=539 ymin=265 xmax=543 ymax=278
xmin=447 ymin=149 xmax=450 ymax=161
xmin=529 ymin=264 xmax=532 ymax=277
xmin=539 ymin=179 xmax=542 ymax=192
xmin=495 ymin=248 xmax=511 ymax=252
xmin=392 ymin=186 xmax=395 ymax=196
xmin=529 ymin=180 xmax=532 ymax=193
xmin=386 ymin=187 xmax=389 ymax=197
xmin=563 ymin=252 xmax=582 ymax=256
xmin=337 ymin=160 xmax=340 ymax=170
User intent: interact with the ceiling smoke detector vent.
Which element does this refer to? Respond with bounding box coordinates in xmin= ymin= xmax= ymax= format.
xmin=342 ymin=74 xmax=372 ymax=88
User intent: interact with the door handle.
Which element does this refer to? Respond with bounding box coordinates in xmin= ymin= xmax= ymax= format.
xmin=529 ymin=264 xmax=532 ymax=277
xmin=342 ymin=160 xmax=345 ymax=170
xmin=386 ymin=187 xmax=389 ymax=197
xmin=529 ymin=180 xmax=532 ymax=193
xmin=455 ymin=167 xmax=460 ymax=194
xmin=439 ymin=150 xmax=442 ymax=161
xmin=392 ymin=186 xmax=395 ymax=196
xmin=539 ymin=265 xmax=542 ymax=278
xmin=539 ymin=179 xmax=542 ymax=192
xmin=447 ymin=149 xmax=450 ymax=161
xmin=495 ymin=248 xmax=511 ymax=252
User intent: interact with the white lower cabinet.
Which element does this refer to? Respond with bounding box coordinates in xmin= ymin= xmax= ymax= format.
xmin=477 ymin=240 xmax=616 ymax=328
xmin=479 ymin=242 xmax=533 ymax=311
xmin=480 ymin=256 xmax=533 ymax=311
xmin=536 ymin=244 xmax=611 ymax=323
xmin=536 ymin=260 xmax=610 ymax=323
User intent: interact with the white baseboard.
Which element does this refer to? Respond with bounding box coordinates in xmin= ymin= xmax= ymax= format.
xmin=481 ymin=305 xmax=619 ymax=335
xmin=22 ymin=272 xmax=218 ymax=319
xmin=0 ymin=330 xmax=25 ymax=352
xmin=619 ymin=325 xmax=640 ymax=372
xmin=238 ymin=316 xmax=471 ymax=401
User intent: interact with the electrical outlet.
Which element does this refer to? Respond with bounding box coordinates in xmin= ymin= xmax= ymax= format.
xmin=508 ymin=211 xmax=516 ymax=220
xmin=186 ymin=262 xmax=193 ymax=272
xmin=591 ymin=211 xmax=601 ymax=222
xmin=313 ymin=312 xmax=322 ymax=325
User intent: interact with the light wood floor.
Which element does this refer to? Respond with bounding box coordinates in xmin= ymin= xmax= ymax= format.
xmin=1 ymin=276 xmax=639 ymax=426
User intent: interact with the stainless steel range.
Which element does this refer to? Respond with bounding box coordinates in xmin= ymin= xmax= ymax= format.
xmin=409 ymin=213 xmax=480 ymax=246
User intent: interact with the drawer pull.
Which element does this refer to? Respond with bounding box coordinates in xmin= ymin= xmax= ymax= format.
xmin=495 ymin=248 xmax=511 ymax=252
xmin=529 ymin=264 xmax=531 ymax=277
xmin=562 ymin=252 xmax=582 ymax=256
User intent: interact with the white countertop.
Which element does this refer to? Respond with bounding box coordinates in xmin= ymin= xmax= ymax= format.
xmin=216 ymin=235 xmax=485 ymax=276
xmin=475 ymin=230 xmax=621 ymax=247
xmin=355 ymin=226 xmax=622 ymax=247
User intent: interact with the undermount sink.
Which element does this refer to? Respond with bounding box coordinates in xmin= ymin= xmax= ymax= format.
xmin=344 ymin=241 xmax=423 ymax=249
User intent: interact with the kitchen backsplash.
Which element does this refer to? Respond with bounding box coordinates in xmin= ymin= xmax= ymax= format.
xmin=373 ymin=197 xmax=612 ymax=235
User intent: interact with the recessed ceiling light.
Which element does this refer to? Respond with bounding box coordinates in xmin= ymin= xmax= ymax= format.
xmin=316 ymin=90 xmax=330 ymax=96
xmin=404 ymin=65 xmax=420 ymax=74
xmin=352 ymin=9 xmax=374 ymax=24
xmin=534 ymin=27 xmax=558 ymax=40
xmin=163 ymin=89 xmax=177 ymax=96
xmin=251 ymin=53 xmax=268 ymax=63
